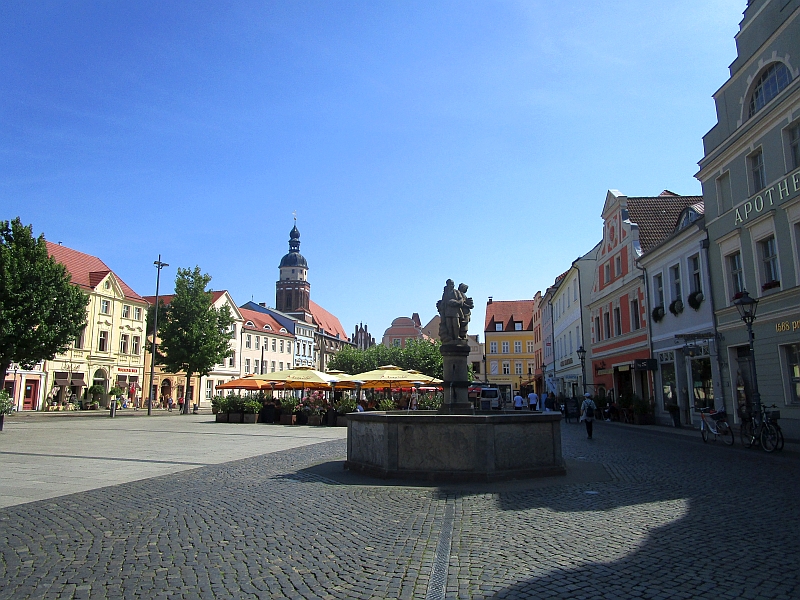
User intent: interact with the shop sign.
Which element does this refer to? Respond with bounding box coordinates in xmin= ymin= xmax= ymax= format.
xmin=734 ymin=167 xmax=800 ymax=225
xmin=634 ymin=358 xmax=658 ymax=371
xmin=596 ymin=368 xmax=613 ymax=375
xmin=117 ymin=367 xmax=139 ymax=373
xmin=775 ymin=318 xmax=800 ymax=333
xmin=560 ymin=357 xmax=574 ymax=367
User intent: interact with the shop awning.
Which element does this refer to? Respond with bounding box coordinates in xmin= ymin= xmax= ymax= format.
xmin=117 ymin=374 xmax=127 ymax=382
xmin=70 ymin=373 xmax=86 ymax=387
xmin=54 ymin=372 xmax=69 ymax=386
xmin=128 ymin=375 xmax=139 ymax=382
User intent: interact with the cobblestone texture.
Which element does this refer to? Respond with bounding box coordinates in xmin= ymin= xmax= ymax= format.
xmin=1 ymin=422 xmax=798 ymax=599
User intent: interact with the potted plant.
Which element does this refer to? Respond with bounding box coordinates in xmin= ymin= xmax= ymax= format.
xmin=87 ymin=384 xmax=105 ymax=405
xmin=242 ymin=399 xmax=262 ymax=424
xmin=213 ymin=396 xmax=229 ymax=422
xmin=761 ymin=279 xmax=780 ymax=292
xmin=108 ymin=386 xmax=124 ymax=408
xmin=652 ymin=305 xmax=665 ymax=322
xmin=334 ymin=396 xmax=357 ymax=427
xmin=666 ymin=403 xmax=681 ymax=428
xmin=668 ymin=298 xmax=684 ymax=316
xmin=687 ymin=290 xmax=704 ymax=310
xmin=280 ymin=396 xmax=299 ymax=425
xmin=0 ymin=390 xmax=13 ymax=431
xmin=227 ymin=394 xmax=244 ymax=423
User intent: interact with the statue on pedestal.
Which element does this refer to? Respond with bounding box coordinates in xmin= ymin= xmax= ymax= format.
xmin=436 ymin=279 xmax=473 ymax=345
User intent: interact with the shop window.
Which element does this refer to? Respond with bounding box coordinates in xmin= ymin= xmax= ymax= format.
xmin=785 ymin=344 xmax=800 ymax=404
xmin=690 ymin=356 xmax=714 ymax=410
xmin=748 ymin=62 xmax=792 ymax=118
xmin=659 ymin=353 xmax=676 ymax=411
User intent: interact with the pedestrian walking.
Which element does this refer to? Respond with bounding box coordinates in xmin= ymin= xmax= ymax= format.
xmin=513 ymin=391 xmax=524 ymax=410
xmin=167 ymin=397 xmax=174 ymax=412
xmin=580 ymin=392 xmax=597 ymax=439
xmin=177 ymin=396 xmax=184 ymax=413
xmin=527 ymin=391 xmax=538 ymax=411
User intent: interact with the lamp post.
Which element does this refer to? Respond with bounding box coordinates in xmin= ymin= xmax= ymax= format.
xmin=733 ymin=290 xmax=761 ymax=422
xmin=577 ymin=346 xmax=587 ymax=395
xmin=148 ymin=255 xmax=169 ymax=416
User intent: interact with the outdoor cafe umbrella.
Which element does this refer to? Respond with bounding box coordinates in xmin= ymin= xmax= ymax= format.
xmin=252 ymin=367 xmax=353 ymax=390
xmin=215 ymin=377 xmax=274 ymax=392
xmin=342 ymin=365 xmax=442 ymax=389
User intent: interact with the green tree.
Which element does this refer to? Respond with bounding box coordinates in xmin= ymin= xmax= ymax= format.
xmin=0 ymin=218 xmax=89 ymax=385
xmin=328 ymin=339 xmax=443 ymax=379
xmin=157 ymin=267 xmax=234 ymax=414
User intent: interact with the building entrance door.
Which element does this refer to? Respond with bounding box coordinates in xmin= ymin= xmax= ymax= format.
xmin=23 ymin=379 xmax=38 ymax=410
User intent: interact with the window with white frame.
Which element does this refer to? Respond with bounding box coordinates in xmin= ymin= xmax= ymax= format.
xmin=654 ymin=273 xmax=664 ymax=307
xmin=271 ymin=361 xmax=276 ymax=372
xmin=514 ymin=341 xmax=522 ymax=353
xmin=515 ymin=362 xmax=523 ymax=375
xmin=245 ymin=334 xmax=251 ymax=349
xmin=206 ymin=379 xmax=213 ymax=399
xmin=254 ymin=336 xmax=259 ymax=350
xmin=495 ymin=323 xmax=503 ymax=331
xmin=132 ymin=335 xmax=140 ymax=355
xmin=272 ymin=339 xmax=276 ymax=351
xmin=595 ymin=316 xmax=601 ymax=342
xmin=749 ymin=149 xmax=766 ymax=193
xmin=100 ymin=299 xmax=110 ymax=314
xmin=287 ymin=341 xmax=292 ymax=353
xmin=670 ymin=264 xmax=682 ymax=302
xmin=759 ymin=236 xmax=780 ymax=286
xmin=228 ymin=351 xmax=235 ymax=368
xmin=514 ymin=322 xmax=522 ymax=331
xmin=604 ymin=263 xmax=610 ymax=283
xmin=615 ymin=255 xmax=621 ymax=278
xmin=786 ymin=122 xmax=800 ymax=171
xmin=728 ymin=252 xmax=745 ymax=297
xmin=280 ymin=340 xmax=284 ymax=353
xmin=119 ymin=334 xmax=129 ymax=354
xmin=784 ymin=343 xmax=800 ymax=404
xmin=122 ymin=305 xmax=130 ymax=319
xmin=748 ymin=62 xmax=793 ymax=118
xmin=573 ymin=280 xmax=578 ymax=302
xmin=134 ymin=306 xmax=142 ymax=320
xmin=502 ymin=361 xmax=510 ymax=375
xmin=527 ymin=341 xmax=534 ymax=353
xmin=603 ymin=311 xmax=610 ymax=340
xmin=502 ymin=341 xmax=509 ymax=353
xmin=245 ymin=358 xmax=251 ymax=373
xmin=569 ymin=330 xmax=573 ymax=354
xmin=98 ymin=330 xmax=108 ymax=352
xmin=490 ymin=341 xmax=497 ymax=353
xmin=613 ymin=307 xmax=621 ymax=337
xmin=689 ymin=254 xmax=702 ymax=294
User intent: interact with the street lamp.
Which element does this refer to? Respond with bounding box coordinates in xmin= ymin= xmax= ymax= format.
xmin=148 ymin=255 xmax=169 ymax=416
xmin=733 ymin=290 xmax=761 ymax=421
xmin=577 ymin=346 xmax=587 ymax=395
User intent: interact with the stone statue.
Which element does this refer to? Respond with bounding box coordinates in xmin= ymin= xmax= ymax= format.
xmin=437 ymin=279 xmax=473 ymax=344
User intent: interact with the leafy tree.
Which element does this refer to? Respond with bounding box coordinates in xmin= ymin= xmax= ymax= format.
xmin=0 ymin=218 xmax=88 ymax=385
xmin=328 ymin=339 xmax=443 ymax=379
xmin=157 ymin=267 xmax=234 ymax=414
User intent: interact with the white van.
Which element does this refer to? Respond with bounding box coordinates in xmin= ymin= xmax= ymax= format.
xmin=479 ymin=387 xmax=501 ymax=410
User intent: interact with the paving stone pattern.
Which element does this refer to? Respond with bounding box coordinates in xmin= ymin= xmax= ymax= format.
xmin=1 ymin=422 xmax=798 ymax=599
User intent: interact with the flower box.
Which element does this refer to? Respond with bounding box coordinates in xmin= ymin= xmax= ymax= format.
xmin=669 ymin=299 xmax=684 ymax=316
xmin=761 ymin=280 xmax=781 ymax=292
xmin=215 ymin=412 xmax=229 ymax=423
xmin=228 ymin=412 xmax=243 ymax=423
xmin=307 ymin=415 xmax=322 ymax=426
xmin=335 ymin=415 xmax=348 ymax=427
xmin=279 ymin=414 xmax=296 ymax=425
xmin=242 ymin=413 xmax=259 ymax=424
xmin=652 ymin=306 xmax=665 ymax=322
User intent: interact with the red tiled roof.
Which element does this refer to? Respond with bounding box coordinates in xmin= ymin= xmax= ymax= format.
xmin=47 ymin=242 xmax=144 ymax=302
xmin=142 ymin=291 xmax=225 ymax=306
xmin=239 ymin=307 xmax=293 ymax=338
xmin=484 ymin=299 xmax=535 ymax=331
xmin=627 ymin=194 xmax=704 ymax=253
xmin=309 ymin=300 xmax=349 ymax=340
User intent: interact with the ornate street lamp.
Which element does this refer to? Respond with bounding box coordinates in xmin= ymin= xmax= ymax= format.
xmin=733 ymin=290 xmax=761 ymax=421
xmin=576 ymin=346 xmax=587 ymax=395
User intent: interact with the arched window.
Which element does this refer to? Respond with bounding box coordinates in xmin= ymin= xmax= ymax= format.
xmin=748 ymin=62 xmax=792 ymax=118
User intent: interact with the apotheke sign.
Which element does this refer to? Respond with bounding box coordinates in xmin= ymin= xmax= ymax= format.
xmin=734 ymin=167 xmax=800 ymax=225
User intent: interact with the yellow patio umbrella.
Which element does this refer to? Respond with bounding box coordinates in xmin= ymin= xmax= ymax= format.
xmin=342 ymin=365 xmax=442 ymax=389
xmin=253 ymin=367 xmax=354 ymax=390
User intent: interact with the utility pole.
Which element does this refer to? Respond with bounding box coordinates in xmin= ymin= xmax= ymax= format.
xmin=148 ymin=255 xmax=169 ymax=416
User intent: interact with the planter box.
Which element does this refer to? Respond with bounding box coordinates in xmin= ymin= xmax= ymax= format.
xmin=307 ymin=415 xmax=322 ymax=426
xmin=228 ymin=412 xmax=243 ymax=423
xmin=634 ymin=414 xmax=655 ymax=425
xmin=215 ymin=413 xmax=229 ymax=423
xmin=279 ymin=414 xmax=296 ymax=425
xmin=242 ymin=413 xmax=259 ymax=424
xmin=336 ymin=415 xmax=348 ymax=427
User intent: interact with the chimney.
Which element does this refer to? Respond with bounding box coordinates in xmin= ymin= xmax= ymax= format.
xmin=488 ymin=297 xmax=493 ymax=304
xmin=258 ymin=302 xmax=266 ymax=307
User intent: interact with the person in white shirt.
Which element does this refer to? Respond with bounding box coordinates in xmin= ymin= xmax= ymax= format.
xmin=527 ymin=392 xmax=538 ymax=411
xmin=513 ymin=392 xmax=524 ymax=410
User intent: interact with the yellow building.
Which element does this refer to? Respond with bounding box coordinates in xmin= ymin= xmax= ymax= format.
xmin=484 ymin=298 xmax=536 ymax=404
xmin=46 ymin=242 xmax=148 ymax=408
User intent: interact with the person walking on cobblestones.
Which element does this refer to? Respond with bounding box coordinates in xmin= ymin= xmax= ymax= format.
xmin=580 ymin=392 xmax=596 ymax=439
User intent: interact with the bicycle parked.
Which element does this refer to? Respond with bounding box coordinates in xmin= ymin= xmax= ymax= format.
xmin=698 ymin=407 xmax=734 ymax=445
xmin=738 ymin=403 xmax=780 ymax=453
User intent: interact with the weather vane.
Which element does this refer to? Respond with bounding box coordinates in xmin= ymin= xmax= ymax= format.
xmin=292 ymin=210 xmax=297 ymax=222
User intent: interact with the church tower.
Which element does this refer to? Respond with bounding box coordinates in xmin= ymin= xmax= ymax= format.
xmin=276 ymin=221 xmax=312 ymax=323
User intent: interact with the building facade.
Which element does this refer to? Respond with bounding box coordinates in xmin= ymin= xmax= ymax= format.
xmin=44 ymin=242 xmax=148 ymax=409
xmin=696 ymin=0 xmax=800 ymax=436
xmin=381 ymin=313 xmax=426 ymax=348
xmin=238 ymin=307 xmax=295 ymax=379
xmin=638 ymin=203 xmax=725 ymax=427
xmin=484 ymin=298 xmax=536 ymax=403
xmin=589 ymin=190 xmax=701 ymax=403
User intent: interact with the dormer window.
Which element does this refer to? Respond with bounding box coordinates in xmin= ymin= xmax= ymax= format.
xmin=514 ymin=322 xmax=523 ymax=331
xmin=495 ymin=323 xmax=503 ymax=331
xmin=264 ymin=324 xmax=272 ymax=331
xmin=748 ymin=62 xmax=792 ymax=118
xmin=245 ymin=321 xmax=254 ymax=327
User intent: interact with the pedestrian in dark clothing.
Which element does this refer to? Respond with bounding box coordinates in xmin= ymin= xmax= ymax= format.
xmin=580 ymin=393 xmax=597 ymax=439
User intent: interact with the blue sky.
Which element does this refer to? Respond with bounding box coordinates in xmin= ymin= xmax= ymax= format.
xmin=2 ymin=1 xmax=744 ymax=339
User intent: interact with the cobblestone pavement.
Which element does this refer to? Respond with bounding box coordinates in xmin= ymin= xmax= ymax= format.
xmin=0 ymin=420 xmax=798 ymax=599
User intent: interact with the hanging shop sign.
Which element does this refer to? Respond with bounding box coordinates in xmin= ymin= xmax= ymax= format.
xmin=634 ymin=359 xmax=658 ymax=371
